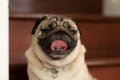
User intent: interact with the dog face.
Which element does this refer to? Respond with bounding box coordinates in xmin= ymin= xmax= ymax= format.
xmin=31 ymin=16 xmax=81 ymax=60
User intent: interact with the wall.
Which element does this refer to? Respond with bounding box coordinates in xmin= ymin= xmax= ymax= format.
xmin=9 ymin=0 xmax=102 ymax=14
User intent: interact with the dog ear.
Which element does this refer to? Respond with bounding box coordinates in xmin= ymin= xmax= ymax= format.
xmin=31 ymin=16 xmax=47 ymax=35
xmin=71 ymin=18 xmax=82 ymax=36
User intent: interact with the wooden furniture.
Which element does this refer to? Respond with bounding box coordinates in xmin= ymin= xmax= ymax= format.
xmin=10 ymin=13 xmax=120 ymax=80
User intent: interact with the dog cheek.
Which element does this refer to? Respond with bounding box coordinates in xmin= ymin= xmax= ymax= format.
xmin=38 ymin=31 xmax=42 ymax=36
xmin=73 ymin=34 xmax=78 ymax=41
xmin=77 ymin=31 xmax=81 ymax=38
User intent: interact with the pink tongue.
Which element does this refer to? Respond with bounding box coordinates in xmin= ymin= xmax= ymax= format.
xmin=51 ymin=40 xmax=67 ymax=51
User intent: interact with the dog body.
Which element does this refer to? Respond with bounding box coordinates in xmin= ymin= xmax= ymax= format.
xmin=25 ymin=16 xmax=95 ymax=80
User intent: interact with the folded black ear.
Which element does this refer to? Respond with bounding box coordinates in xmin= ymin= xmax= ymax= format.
xmin=31 ymin=16 xmax=47 ymax=35
xmin=71 ymin=18 xmax=82 ymax=36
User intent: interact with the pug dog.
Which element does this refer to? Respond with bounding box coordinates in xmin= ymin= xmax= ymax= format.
xmin=25 ymin=16 xmax=96 ymax=80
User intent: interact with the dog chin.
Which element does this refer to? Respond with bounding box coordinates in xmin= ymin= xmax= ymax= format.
xmin=49 ymin=52 xmax=68 ymax=60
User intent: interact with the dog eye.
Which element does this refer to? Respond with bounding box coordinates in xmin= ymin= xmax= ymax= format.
xmin=69 ymin=28 xmax=76 ymax=34
xmin=41 ymin=22 xmax=57 ymax=33
xmin=41 ymin=26 xmax=50 ymax=33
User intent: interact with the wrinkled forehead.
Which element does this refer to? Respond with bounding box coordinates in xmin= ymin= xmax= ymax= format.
xmin=40 ymin=16 xmax=78 ymax=29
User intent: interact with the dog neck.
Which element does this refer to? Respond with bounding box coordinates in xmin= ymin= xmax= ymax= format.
xmin=25 ymin=45 xmax=94 ymax=80
xmin=33 ymin=47 xmax=85 ymax=79
xmin=26 ymin=40 xmax=94 ymax=80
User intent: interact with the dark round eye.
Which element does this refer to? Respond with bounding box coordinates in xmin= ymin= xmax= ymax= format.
xmin=41 ymin=22 xmax=57 ymax=33
xmin=41 ymin=26 xmax=50 ymax=33
xmin=69 ymin=28 xmax=76 ymax=34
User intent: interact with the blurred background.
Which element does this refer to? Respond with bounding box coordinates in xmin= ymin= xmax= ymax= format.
xmin=9 ymin=0 xmax=120 ymax=80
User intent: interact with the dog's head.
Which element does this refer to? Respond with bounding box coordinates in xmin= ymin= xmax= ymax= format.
xmin=31 ymin=16 xmax=84 ymax=66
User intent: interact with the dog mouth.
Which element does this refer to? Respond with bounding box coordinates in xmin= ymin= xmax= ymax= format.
xmin=38 ymin=30 xmax=77 ymax=60
xmin=51 ymin=40 xmax=67 ymax=52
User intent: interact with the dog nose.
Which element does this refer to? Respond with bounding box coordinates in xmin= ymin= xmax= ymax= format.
xmin=55 ymin=31 xmax=66 ymax=35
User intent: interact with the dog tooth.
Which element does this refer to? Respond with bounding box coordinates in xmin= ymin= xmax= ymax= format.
xmin=56 ymin=48 xmax=59 ymax=51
